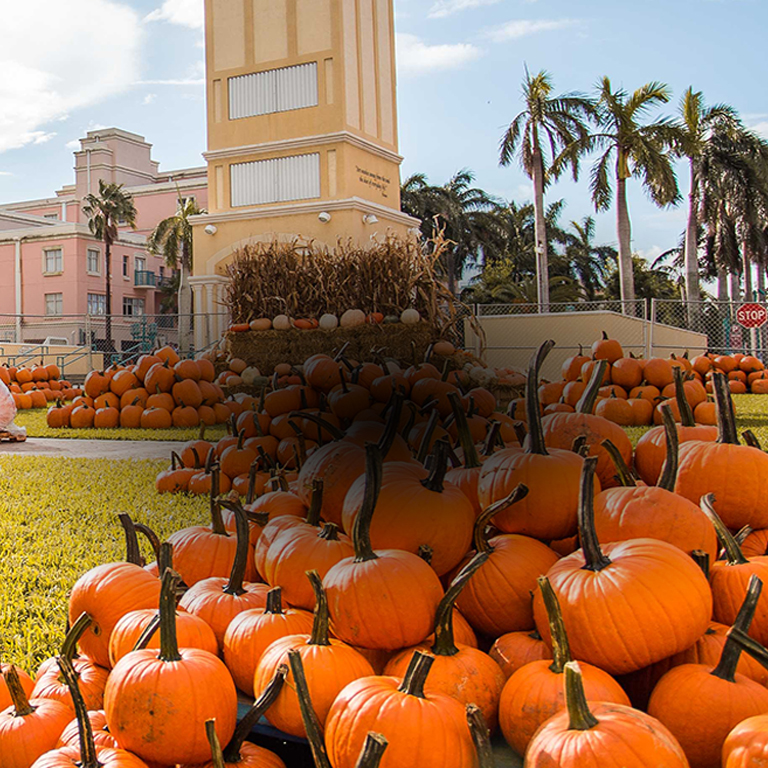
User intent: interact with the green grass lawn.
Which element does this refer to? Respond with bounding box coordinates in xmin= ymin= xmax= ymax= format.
xmin=0 ymin=456 xmax=210 ymax=671
xmin=12 ymin=408 xmax=228 ymax=442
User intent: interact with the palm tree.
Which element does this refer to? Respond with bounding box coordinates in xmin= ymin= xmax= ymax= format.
xmin=147 ymin=196 xmax=206 ymax=353
xmin=82 ymin=180 xmax=137 ymax=350
xmin=675 ymin=88 xmax=741 ymax=326
xmin=559 ymin=78 xmax=680 ymax=310
xmin=401 ymin=170 xmax=501 ymax=293
xmin=499 ymin=68 xmax=594 ymax=308
xmin=560 ymin=216 xmax=616 ymax=300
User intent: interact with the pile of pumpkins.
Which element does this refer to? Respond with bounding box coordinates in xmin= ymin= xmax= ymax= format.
xmin=1 ymin=363 xmax=81 ymax=410
xmin=45 ymin=346 xmax=230 ymax=430
xmin=229 ymin=308 xmax=424 ymax=333
xmin=538 ymin=332 xmax=768 ymax=429
xmin=7 ymin=339 xmax=768 ymax=766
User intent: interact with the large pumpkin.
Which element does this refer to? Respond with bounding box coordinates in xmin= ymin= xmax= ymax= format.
xmin=103 ymin=570 xmax=237 ymax=765
xmin=323 ymin=444 xmax=444 ymax=651
xmin=525 ymin=662 xmax=689 ymax=768
xmin=478 ymin=340 xmax=593 ymax=540
xmin=533 ymin=456 xmax=712 ymax=675
xmin=324 ymin=652 xmax=477 ymax=768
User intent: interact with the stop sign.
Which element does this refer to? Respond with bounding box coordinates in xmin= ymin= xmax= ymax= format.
xmin=736 ymin=303 xmax=768 ymax=329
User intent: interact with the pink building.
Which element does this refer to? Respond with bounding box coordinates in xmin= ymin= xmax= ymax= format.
xmin=0 ymin=128 xmax=208 ymax=347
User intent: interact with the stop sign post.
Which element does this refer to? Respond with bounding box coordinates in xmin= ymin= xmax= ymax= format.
xmin=736 ymin=303 xmax=768 ymax=329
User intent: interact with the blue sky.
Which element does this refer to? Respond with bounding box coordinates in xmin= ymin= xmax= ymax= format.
xmin=0 ymin=0 xmax=765 ymax=266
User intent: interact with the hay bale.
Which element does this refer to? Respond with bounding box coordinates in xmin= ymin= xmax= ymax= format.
xmin=226 ymin=322 xmax=436 ymax=374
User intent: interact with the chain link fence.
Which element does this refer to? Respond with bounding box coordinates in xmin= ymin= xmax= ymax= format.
xmin=651 ymin=300 xmax=768 ymax=359
xmin=0 ymin=312 xmax=229 ymax=374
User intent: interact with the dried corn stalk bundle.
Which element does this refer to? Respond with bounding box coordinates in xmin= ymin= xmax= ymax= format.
xmin=223 ymin=234 xmax=479 ymax=343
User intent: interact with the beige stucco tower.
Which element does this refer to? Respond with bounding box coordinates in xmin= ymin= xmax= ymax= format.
xmin=190 ymin=0 xmax=419 ymax=338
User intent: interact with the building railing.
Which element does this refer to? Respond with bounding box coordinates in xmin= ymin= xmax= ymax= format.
xmin=134 ymin=270 xmax=157 ymax=288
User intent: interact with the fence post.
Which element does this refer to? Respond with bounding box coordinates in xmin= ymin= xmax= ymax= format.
xmin=648 ymin=299 xmax=656 ymax=359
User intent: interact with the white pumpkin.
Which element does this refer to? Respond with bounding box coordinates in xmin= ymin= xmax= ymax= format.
xmin=250 ymin=318 xmax=272 ymax=331
xmin=340 ymin=309 xmax=366 ymax=328
xmin=400 ymin=308 xmax=420 ymax=325
xmin=241 ymin=366 xmax=262 ymax=385
xmin=273 ymin=314 xmax=292 ymax=330
xmin=319 ymin=313 xmax=339 ymax=331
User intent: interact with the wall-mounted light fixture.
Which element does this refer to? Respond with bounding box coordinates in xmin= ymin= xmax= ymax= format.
xmin=204 ymin=224 xmax=218 ymax=235
xmin=318 ymin=211 xmax=332 ymax=223
xmin=362 ymin=214 xmax=379 ymax=225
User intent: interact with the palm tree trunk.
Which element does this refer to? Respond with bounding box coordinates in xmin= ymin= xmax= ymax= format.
xmin=105 ymin=237 xmax=113 ymax=351
xmin=178 ymin=239 xmax=192 ymax=355
xmin=743 ymin=248 xmax=753 ymax=301
xmin=730 ymin=271 xmax=741 ymax=304
xmin=616 ymin=173 xmax=635 ymax=312
xmin=717 ymin=268 xmax=728 ymax=302
xmin=684 ymin=162 xmax=702 ymax=330
xmin=531 ymin=150 xmax=549 ymax=311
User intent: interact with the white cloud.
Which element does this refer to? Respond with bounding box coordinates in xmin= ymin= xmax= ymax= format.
xmin=0 ymin=0 xmax=141 ymax=154
xmin=396 ymin=32 xmax=482 ymax=76
xmin=145 ymin=0 xmax=204 ymax=29
xmin=428 ymin=0 xmax=501 ymax=18
xmin=0 ymin=172 xmax=13 ymax=177
xmin=142 ymin=93 xmax=158 ymax=105
xmin=135 ymin=78 xmax=205 ymax=86
xmin=637 ymin=245 xmax=664 ymax=264
xmin=65 ymin=139 xmax=81 ymax=150
xmin=485 ymin=18 xmax=579 ymax=42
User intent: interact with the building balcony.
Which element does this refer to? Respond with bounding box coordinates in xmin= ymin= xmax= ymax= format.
xmin=134 ymin=270 xmax=156 ymax=289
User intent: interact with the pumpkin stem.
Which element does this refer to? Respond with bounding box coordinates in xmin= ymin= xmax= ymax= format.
xmin=1 ymin=666 xmax=35 ymax=717
xmin=134 ymin=522 xmax=162 ymax=565
xmin=398 ymin=651 xmax=434 ymax=698
xmin=415 ymin=409 xmax=440 ymax=464
xmin=564 ymin=661 xmax=599 ymax=731
xmin=473 ymin=485 xmax=529 ymax=553
xmin=377 ymin=392 xmax=403 ymax=459
xmin=700 ymin=494 xmax=749 ymax=565
xmin=354 ymin=733 xmax=389 ymax=768
xmin=119 ymin=514 xmax=143 ymax=566
xmin=401 ymin=402 xmax=417 ymax=441
xmin=57 ymin=655 xmax=101 ymax=768
xmin=575 ymin=360 xmax=608 ymax=414
xmin=421 ymin=439 xmax=449 ymax=492
xmin=482 ymin=421 xmax=502 ymax=456
xmin=307 ymin=570 xmax=331 ymax=646
xmin=600 ymin=439 xmax=636 ymax=487
xmin=466 ymin=704 xmax=493 ymax=768
xmin=306 ymin=479 xmax=324 ymax=527
xmin=351 ymin=444 xmax=383 ymax=563
xmin=691 ymin=550 xmax=710 ymax=579
xmin=578 ymin=457 xmax=612 ymax=572
xmin=571 ymin=435 xmax=589 ymax=457
xmin=158 ymin=568 xmax=183 ymax=662
xmin=513 ymin=420 xmax=528 ymax=445
xmin=418 ymin=544 xmax=433 ymax=564
xmin=538 ymin=575 xmax=572 ymax=674
xmin=158 ymin=541 xmax=174 ymax=579
xmin=657 ymin=404 xmax=680 ymax=491
xmin=223 ymin=665 xmax=288 ymax=761
xmin=728 ymin=626 xmax=768 ymax=672
xmin=743 ymin=430 xmax=762 ymax=450
xmin=289 ymin=410 xmax=345 ymax=441
xmin=218 ymin=501 xmax=250 ymax=596
xmin=673 ymin=366 xmax=696 ymax=427
xmin=246 ymin=459 xmax=260 ymax=505
xmin=209 ymin=464 xmax=228 ymax=536
xmin=525 ymin=340 xmax=554 ymax=455
xmin=288 ymin=649 xmax=333 ymax=768
xmin=132 ymin=614 xmax=161 ymax=652
xmin=318 ymin=522 xmax=341 ymax=542
xmin=713 ymin=371 xmax=740 ymax=445
xmin=61 ymin=611 xmax=92 ymax=664
xmin=449 ymin=391 xmax=482 ymax=469
xmin=432 ymin=551 xmax=490 ymax=656
xmin=712 ymin=574 xmax=762 ymax=682
xmin=265 ymin=587 xmax=284 ymax=614
xmin=204 ymin=719 xmax=226 ymax=768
